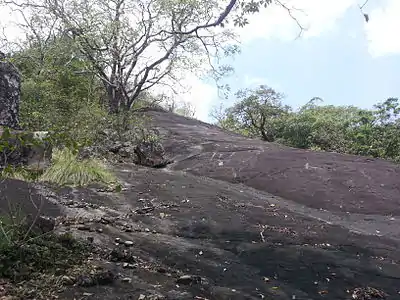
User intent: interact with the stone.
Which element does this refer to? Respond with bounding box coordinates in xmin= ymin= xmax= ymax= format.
xmin=61 ymin=275 xmax=75 ymax=285
xmin=124 ymin=240 xmax=134 ymax=246
xmin=77 ymin=225 xmax=91 ymax=231
xmin=0 ymin=127 xmax=52 ymax=171
xmin=118 ymin=145 xmax=138 ymax=159
xmin=76 ymin=270 xmax=115 ymax=287
xmin=108 ymin=141 xmax=123 ymax=153
xmin=122 ymin=262 xmax=136 ymax=269
xmin=121 ymin=277 xmax=132 ymax=283
xmin=176 ymin=275 xmax=202 ymax=285
xmin=351 ymin=287 xmax=386 ymax=299
xmin=23 ymin=214 xmax=56 ymax=234
xmin=109 ymin=247 xmax=136 ymax=263
xmin=134 ymin=140 xmax=172 ymax=168
xmin=0 ymin=61 xmax=20 ymax=129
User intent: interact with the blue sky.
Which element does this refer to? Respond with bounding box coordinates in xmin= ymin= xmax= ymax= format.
xmin=181 ymin=0 xmax=400 ymax=122
xmin=219 ymin=6 xmax=399 ymax=114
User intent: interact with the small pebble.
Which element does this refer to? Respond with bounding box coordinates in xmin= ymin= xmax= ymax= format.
xmin=122 ymin=262 xmax=136 ymax=269
xmin=124 ymin=240 xmax=134 ymax=247
xmin=121 ymin=277 xmax=132 ymax=283
xmin=176 ymin=275 xmax=202 ymax=285
xmin=77 ymin=225 xmax=91 ymax=231
xmin=61 ymin=275 xmax=75 ymax=285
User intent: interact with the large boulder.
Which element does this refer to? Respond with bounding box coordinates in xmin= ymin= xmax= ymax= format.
xmin=0 ymin=60 xmax=21 ymax=129
xmin=0 ymin=60 xmax=52 ymax=171
xmin=0 ymin=127 xmax=52 ymax=171
xmin=134 ymin=140 xmax=173 ymax=168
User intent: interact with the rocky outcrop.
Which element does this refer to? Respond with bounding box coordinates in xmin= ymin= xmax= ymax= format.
xmin=0 ymin=60 xmax=52 ymax=171
xmin=0 ymin=60 xmax=21 ymax=129
xmin=134 ymin=140 xmax=173 ymax=168
xmin=0 ymin=127 xmax=52 ymax=171
xmin=79 ymin=126 xmax=173 ymax=168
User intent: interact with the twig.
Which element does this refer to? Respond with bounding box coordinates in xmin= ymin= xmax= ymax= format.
xmin=259 ymin=224 xmax=266 ymax=242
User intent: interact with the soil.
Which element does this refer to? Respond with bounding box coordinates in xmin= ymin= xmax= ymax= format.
xmin=1 ymin=108 xmax=400 ymax=300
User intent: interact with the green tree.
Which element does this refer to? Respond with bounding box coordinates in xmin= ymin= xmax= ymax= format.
xmin=214 ymin=87 xmax=400 ymax=162
xmin=281 ymin=99 xmax=364 ymax=152
xmin=219 ymin=85 xmax=290 ymax=141
xmin=349 ymin=98 xmax=400 ymax=160
xmin=11 ymin=35 xmax=108 ymax=146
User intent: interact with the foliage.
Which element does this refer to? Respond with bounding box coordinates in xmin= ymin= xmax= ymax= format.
xmin=1 ymin=0 xmax=251 ymax=113
xmin=1 ymin=166 xmax=42 ymax=181
xmin=281 ymin=98 xmax=364 ymax=152
xmin=215 ymin=85 xmax=400 ymax=162
xmin=0 ymin=217 xmax=88 ymax=282
xmin=40 ymin=148 xmax=118 ymax=187
xmin=9 ymin=35 xmax=109 ymax=149
xmin=219 ymin=85 xmax=290 ymax=141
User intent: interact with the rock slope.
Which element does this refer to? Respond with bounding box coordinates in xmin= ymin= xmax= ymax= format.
xmin=1 ymin=108 xmax=400 ymax=300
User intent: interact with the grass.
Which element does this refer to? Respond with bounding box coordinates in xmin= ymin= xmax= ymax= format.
xmin=0 ymin=217 xmax=88 ymax=281
xmin=39 ymin=148 xmax=118 ymax=187
xmin=0 ymin=213 xmax=92 ymax=299
xmin=1 ymin=166 xmax=42 ymax=181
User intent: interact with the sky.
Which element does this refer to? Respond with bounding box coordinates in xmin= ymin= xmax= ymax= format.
xmin=1 ymin=0 xmax=399 ymax=123
xmin=172 ymin=0 xmax=400 ymax=122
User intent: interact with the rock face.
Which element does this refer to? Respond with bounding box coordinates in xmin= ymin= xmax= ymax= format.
xmin=0 ymin=61 xmax=52 ymax=171
xmin=0 ymin=61 xmax=21 ymax=129
xmin=80 ymin=132 xmax=173 ymax=168
xmin=0 ymin=128 xmax=52 ymax=171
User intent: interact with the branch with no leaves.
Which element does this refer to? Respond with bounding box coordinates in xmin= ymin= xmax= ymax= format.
xmin=359 ymin=0 xmax=370 ymax=22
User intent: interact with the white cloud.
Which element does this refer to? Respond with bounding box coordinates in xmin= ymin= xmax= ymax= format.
xmin=364 ymin=0 xmax=400 ymax=57
xmin=235 ymin=0 xmax=358 ymax=42
xmin=152 ymin=73 xmax=219 ymax=122
xmin=236 ymin=0 xmax=400 ymax=57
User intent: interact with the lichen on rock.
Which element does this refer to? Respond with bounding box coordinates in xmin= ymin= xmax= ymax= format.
xmin=0 ymin=60 xmax=21 ymax=130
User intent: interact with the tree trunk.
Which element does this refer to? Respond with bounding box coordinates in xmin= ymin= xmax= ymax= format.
xmin=260 ymin=129 xmax=274 ymax=142
xmin=105 ymin=82 xmax=124 ymax=114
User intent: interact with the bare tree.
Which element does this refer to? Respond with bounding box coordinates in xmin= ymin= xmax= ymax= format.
xmin=1 ymin=0 xmax=310 ymax=113
xmin=1 ymin=0 xmax=371 ymax=114
xmin=209 ymin=102 xmax=228 ymax=124
xmin=174 ymin=101 xmax=196 ymax=118
xmin=1 ymin=0 xmax=254 ymax=113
